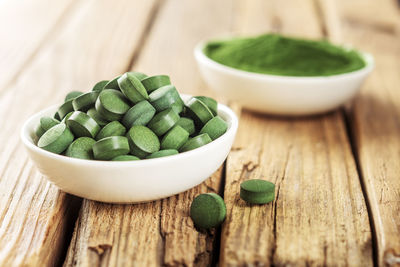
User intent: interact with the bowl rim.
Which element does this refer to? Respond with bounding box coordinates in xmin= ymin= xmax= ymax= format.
xmin=194 ymin=39 xmax=374 ymax=82
xmin=21 ymin=94 xmax=239 ymax=167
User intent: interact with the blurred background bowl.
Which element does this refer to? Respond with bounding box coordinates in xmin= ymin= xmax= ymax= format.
xmin=194 ymin=41 xmax=374 ymax=116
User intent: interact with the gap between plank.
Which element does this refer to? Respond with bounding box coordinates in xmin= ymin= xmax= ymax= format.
xmin=209 ymin=162 xmax=227 ymax=266
xmin=341 ymin=107 xmax=378 ymax=267
xmin=309 ymin=1 xmax=377 ymax=265
xmin=0 ymin=0 xmax=79 ymax=99
xmin=56 ymin=196 xmax=82 ymax=267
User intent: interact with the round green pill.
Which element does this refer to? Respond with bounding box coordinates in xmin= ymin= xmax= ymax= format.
xmin=65 ymin=137 xmax=96 ymax=159
xmin=95 ymin=89 xmax=130 ymax=121
xmin=199 ymin=116 xmax=228 ymax=140
xmin=146 ymin=149 xmax=178 ymax=159
xmin=72 ymin=91 xmax=99 ymax=112
xmin=65 ymin=91 xmax=84 ymax=102
xmin=57 ymin=99 xmax=74 ymax=120
xmin=194 ymin=96 xmax=218 ymax=116
xmin=37 ymin=123 xmax=74 ymax=154
xmin=87 ymin=108 xmax=108 ymax=127
xmin=190 ymin=193 xmax=226 ymax=229
xmin=147 ymin=108 xmax=180 ymax=136
xmin=161 ymin=125 xmax=189 ymax=150
xmin=240 ymin=179 xmax=275 ymax=204
xmin=128 ymin=71 xmax=148 ymax=80
xmin=35 ymin=116 xmax=60 ymax=138
xmin=34 ymin=124 xmax=45 ymax=138
xmin=111 ymin=155 xmax=140 ymax=161
xmin=92 ymin=80 xmax=108 ymax=92
xmin=179 ymin=133 xmax=212 ymax=152
xmin=141 ymin=75 xmax=171 ymax=93
xmin=126 ymin=125 xmax=160 ymax=158
xmin=121 ymin=100 xmax=156 ymax=128
xmin=149 ymin=85 xmax=183 ymax=113
xmin=61 ymin=111 xmax=74 ymax=123
xmin=103 ymin=75 xmax=121 ymax=90
xmin=117 ymin=72 xmax=149 ymax=104
xmin=176 ymin=117 xmax=195 ymax=136
xmin=95 ymin=121 xmax=126 ymax=141
xmin=41 ymin=116 xmax=60 ymax=130
xmin=92 ymin=136 xmax=130 ymax=160
xmin=66 ymin=111 xmax=100 ymax=138
xmin=185 ymin=98 xmax=214 ymax=127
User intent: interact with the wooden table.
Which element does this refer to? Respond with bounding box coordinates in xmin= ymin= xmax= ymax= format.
xmin=0 ymin=0 xmax=399 ymax=266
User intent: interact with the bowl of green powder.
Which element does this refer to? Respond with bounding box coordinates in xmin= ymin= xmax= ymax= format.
xmin=194 ymin=34 xmax=374 ymax=115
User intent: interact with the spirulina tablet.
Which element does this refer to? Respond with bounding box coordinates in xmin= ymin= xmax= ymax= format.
xmin=185 ymin=98 xmax=214 ymax=127
xmin=103 ymin=75 xmax=121 ymax=90
xmin=161 ymin=125 xmax=189 ymax=150
xmin=34 ymin=124 xmax=46 ymax=138
xmin=146 ymin=149 xmax=178 ymax=159
xmin=190 ymin=193 xmax=226 ymax=229
xmin=72 ymin=91 xmax=99 ymax=112
xmin=141 ymin=75 xmax=171 ymax=93
xmin=95 ymin=89 xmax=130 ymax=121
xmin=65 ymin=91 xmax=84 ymax=102
xmin=240 ymin=179 xmax=275 ymax=204
xmin=93 ymin=136 xmax=130 ymax=160
xmin=57 ymin=99 xmax=74 ymax=120
xmin=66 ymin=111 xmax=100 ymax=138
xmin=179 ymin=133 xmax=212 ymax=152
xmin=199 ymin=116 xmax=228 ymax=140
xmin=87 ymin=108 xmax=108 ymax=127
xmin=111 ymin=155 xmax=140 ymax=161
xmin=147 ymin=108 xmax=180 ymax=136
xmin=37 ymin=123 xmax=74 ymax=154
xmin=176 ymin=117 xmax=195 ymax=136
xmin=126 ymin=125 xmax=160 ymax=158
xmin=92 ymin=80 xmax=108 ymax=92
xmin=95 ymin=121 xmax=126 ymax=141
xmin=122 ymin=100 xmax=156 ymax=128
xmin=65 ymin=137 xmax=96 ymax=159
xmin=194 ymin=96 xmax=218 ymax=116
xmin=35 ymin=116 xmax=60 ymax=138
xmin=61 ymin=111 xmax=74 ymax=123
xmin=128 ymin=71 xmax=148 ymax=80
xmin=148 ymin=85 xmax=183 ymax=113
xmin=117 ymin=72 xmax=149 ymax=103
xmin=40 ymin=117 xmax=60 ymax=130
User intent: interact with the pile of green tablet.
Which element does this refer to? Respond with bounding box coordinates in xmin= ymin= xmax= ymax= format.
xmin=35 ymin=72 xmax=228 ymax=161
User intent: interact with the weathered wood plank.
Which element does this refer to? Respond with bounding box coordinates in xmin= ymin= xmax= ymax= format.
xmin=325 ymin=0 xmax=400 ymax=265
xmin=0 ymin=0 xmax=74 ymax=93
xmin=64 ymin=0 xmax=235 ymax=266
xmin=0 ymin=0 xmax=158 ymax=265
xmin=220 ymin=0 xmax=373 ymax=266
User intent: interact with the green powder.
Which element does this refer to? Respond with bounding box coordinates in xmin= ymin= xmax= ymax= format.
xmin=204 ymin=34 xmax=366 ymax=77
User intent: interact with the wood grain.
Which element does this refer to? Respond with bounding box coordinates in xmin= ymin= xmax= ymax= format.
xmin=323 ymin=0 xmax=400 ymax=265
xmin=65 ymin=0 xmax=235 ymax=266
xmin=219 ymin=0 xmax=373 ymax=266
xmin=0 ymin=0 xmax=158 ymax=265
xmin=0 ymin=0 xmax=74 ymax=93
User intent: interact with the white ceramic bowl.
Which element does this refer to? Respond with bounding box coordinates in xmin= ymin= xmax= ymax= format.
xmin=194 ymin=41 xmax=374 ymax=115
xmin=21 ymin=95 xmax=238 ymax=203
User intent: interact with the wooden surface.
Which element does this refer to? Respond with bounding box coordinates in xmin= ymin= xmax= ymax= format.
xmin=0 ymin=0 xmax=399 ymax=266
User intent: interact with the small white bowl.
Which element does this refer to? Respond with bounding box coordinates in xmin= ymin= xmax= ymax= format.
xmin=194 ymin=41 xmax=374 ymax=115
xmin=21 ymin=95 xmax=238 ymax=203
